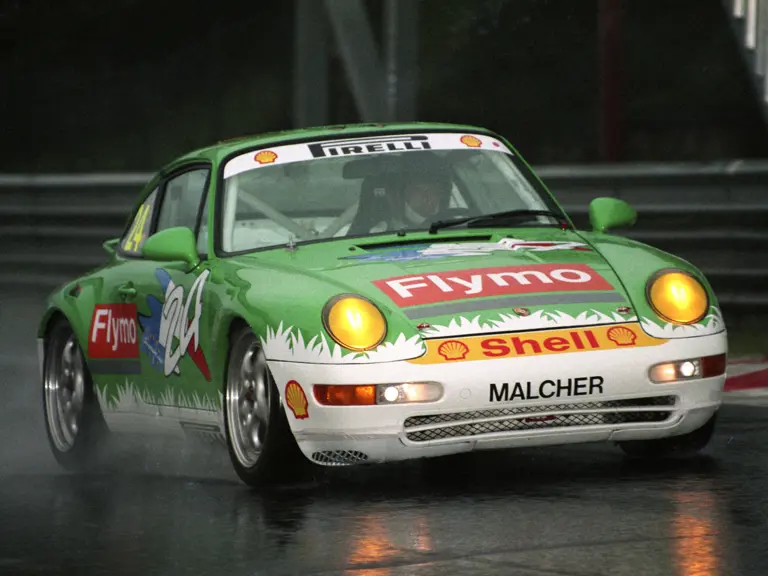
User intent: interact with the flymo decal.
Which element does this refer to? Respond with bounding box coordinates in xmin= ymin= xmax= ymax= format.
xmin=408 ymin=323 xmax=666 ymax=365
xmin=285 ymin=381 xmax=309 ymax=420
xmin=341 ymin=239 xmax=590 ymax=263
xmin=138 ymin=269 xmax=211 ymax=381
xmin=88 ymin=304 xmax=141 ymax=374
xmin=374 ymin=264 xmax=614 ymax=308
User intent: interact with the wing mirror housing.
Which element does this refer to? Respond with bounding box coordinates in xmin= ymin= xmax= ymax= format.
xmin=588 ymin=197 xmax=637 ymax=233
xmin=142 ymin=227 xmax=201 ymax=269
xmin=102 ymin=237 xmax=120 ymax=256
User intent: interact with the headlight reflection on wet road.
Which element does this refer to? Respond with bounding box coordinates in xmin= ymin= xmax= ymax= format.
xmin=670 ymin=480 xmax=722 ymax=576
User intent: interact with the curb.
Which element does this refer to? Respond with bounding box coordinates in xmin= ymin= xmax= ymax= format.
xmin=724 ymin=357 xmax=768 ymax=403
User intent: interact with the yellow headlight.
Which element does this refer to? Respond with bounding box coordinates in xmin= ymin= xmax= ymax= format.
xmin=647 ymin=270 xmax=708 ymax=325
xmin=322 ymin=295 xmax=387 ymax=352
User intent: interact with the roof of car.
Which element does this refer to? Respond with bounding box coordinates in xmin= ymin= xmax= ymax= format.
xmin=173 ymin=122 xmax=498 ymax=165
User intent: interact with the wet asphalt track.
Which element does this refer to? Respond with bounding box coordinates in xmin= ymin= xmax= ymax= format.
xmin=2 ymin=291 xmax=768 ymax=576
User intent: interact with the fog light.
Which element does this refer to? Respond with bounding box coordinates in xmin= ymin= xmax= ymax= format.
xmin=383 ymin=386 xmax=400 ymax=402
xmin=313 ymin=382 xmax=443 ymax=406
xmin=649 ymin=354 xmax=726 ymax=384
xmin=679 ymin=361 xmax=696 ymax=378
xmin=376 ymin=382 xmax=443 ymax=404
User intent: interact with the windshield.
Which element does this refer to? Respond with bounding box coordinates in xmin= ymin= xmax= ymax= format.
xmin=219 ymin=132 xmax=562 ymax=254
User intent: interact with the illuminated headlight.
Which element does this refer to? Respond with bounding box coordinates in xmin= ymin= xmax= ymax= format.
xmin=649 ymin=354 xmax=726 ymax=384
xmin=322 ymin=294 xmax=387 ymax=352
xmin=646 ymin=269 xmax=709 ymax=325
xmin=313 ymin=382 xmax=443 ymax=406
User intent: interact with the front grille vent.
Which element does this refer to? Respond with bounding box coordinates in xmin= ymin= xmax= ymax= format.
xmin=404 ymin=396 xmax=677 ymax=443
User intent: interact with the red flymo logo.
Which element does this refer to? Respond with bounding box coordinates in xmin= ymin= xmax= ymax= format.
xmin=89 ymin=304 xmax=140 ymax=359
xmin=373 ymin=264 xmax=614 ymax=307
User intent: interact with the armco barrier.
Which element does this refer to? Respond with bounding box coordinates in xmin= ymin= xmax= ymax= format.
xmin=1 ymin=161 xmax=767 ymax=306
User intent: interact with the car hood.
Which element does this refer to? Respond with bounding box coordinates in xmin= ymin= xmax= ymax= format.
xmin=233 ymin=230 xmax=636 ymax=339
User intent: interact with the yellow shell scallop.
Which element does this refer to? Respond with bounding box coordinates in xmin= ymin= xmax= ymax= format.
xmin=438 ymin=339 xmax=469 ymax=360
xmin=607 ymin=326 xmax=637 ymax=347
xmin=285 ymin=380 xmax=309 ymax=419
xmin=254 ymin=150 xmax=278 ymax=164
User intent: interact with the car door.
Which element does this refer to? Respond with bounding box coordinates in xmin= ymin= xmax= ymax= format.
xmin=86 ymin=184 xmax=162 ymax=418
xmin=129 ymin=166 xmax=219 ymax=427
xmin=88 ymin=165 xmax=215 ymax=432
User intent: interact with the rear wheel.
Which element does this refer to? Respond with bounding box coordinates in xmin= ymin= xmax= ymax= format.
xmin=43 ymin=319 xmax=107 ymax=471
xmin=223 ymin=326 xmax=308 ymax=487
xmin=618 ymin=412 xmax=717 ymax=459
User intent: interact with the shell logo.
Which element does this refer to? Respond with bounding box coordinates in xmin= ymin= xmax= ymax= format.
xmin=285 ymin=380 xmax=309 ymax=419
xmin=438 ymin=339 xmax=470 ymax=361
xmin=607 ymin=326 xmax=637 ymax=347
xmin=254 ymin=150 xmax=278 ymax=165
xmin=460 ymin=135 xmax=482 ymax=148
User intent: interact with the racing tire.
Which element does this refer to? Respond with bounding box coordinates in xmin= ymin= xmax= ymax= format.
xmin=223 ymin=326 xmax=309 ymax=487
xmin=42 ymin=319 xmax=108 ymax=471
xmin=617 ymin=411 xmax=718 ymax=459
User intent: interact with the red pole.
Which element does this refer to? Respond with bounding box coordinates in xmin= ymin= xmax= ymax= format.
xmin=598 ymin=0 xmax=625 ymax=162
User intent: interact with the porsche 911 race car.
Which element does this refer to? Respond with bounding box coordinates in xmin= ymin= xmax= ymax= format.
xmin=38 ymin=123 xmax=727 ymax=486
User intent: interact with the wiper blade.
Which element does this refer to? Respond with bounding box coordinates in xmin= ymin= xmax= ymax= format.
xmin=428 ymin=209 xmax=568 ymax=234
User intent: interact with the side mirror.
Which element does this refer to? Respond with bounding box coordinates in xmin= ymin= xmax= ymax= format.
xmin=142 ymin=227 xmax=200 ymax=269
xmin=589 ymin=197 xmax=637 ymax=233
xmin=102 ymin=237 xmax=120 ymax=256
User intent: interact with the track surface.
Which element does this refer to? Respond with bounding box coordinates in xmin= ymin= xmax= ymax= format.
xmin=2 ymin=292 xmax=768 ymax=576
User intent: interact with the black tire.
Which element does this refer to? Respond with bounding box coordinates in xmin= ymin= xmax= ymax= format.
xmin=42 ymin=319 xmax=108 ymax=471
xmin=618 ymin=411 xmax=718 ymax=459
xmin=223 ymin=326 xmax=310 ymax=487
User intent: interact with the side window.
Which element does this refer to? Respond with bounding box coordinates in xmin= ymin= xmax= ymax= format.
xmin=121 ymin=188 xmax=158 ymax=256
xmin=196 ymin=197 xmax=210 ymax=255
xmin=155 ymin=168 xmax=210 ymax=235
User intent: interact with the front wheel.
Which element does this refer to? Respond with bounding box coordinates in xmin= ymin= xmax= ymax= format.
xmin=223 ymin=326 xmax=309 ymax=487
xmin=43 ymin=319 xmax=108 ymax=471
xmin=617 ymin=412 xmax=718 ymax=459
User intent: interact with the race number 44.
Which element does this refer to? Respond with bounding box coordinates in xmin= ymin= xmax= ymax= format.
xmin=123 ymin=203 xmax=151 ymax=252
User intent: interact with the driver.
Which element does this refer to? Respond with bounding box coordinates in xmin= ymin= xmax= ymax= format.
xmin=399 ymin=170 xmax=452 ymax=227
xmin=362 ymin=161 xmax=453 ymax=234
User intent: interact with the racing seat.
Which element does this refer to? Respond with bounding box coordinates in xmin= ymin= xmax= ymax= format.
xmin=347 ymin=175 xmax=401 ymax=236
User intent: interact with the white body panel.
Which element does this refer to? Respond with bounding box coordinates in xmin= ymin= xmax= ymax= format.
xmin=269 ymin=331 xmax=727 ymax=466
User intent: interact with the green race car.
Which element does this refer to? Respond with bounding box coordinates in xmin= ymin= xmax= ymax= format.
xmin=38 ymin=123 xmax=728 ymax=486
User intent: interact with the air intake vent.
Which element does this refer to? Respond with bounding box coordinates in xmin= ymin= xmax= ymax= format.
xmin=311 ymin=450 xmax=369 ymax=466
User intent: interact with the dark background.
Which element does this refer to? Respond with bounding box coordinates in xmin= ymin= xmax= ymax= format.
xmin=2 ymin=0 xmax=767 ymax=172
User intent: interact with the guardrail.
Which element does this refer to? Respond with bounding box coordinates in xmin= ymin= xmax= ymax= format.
xmin=726 ymin=0 xmax=768 ymax=124
xmin=1 ymin=161 xmax=767 ymax=308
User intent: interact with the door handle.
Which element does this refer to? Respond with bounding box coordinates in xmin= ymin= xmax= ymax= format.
xmin=118 ymin=284 xmax=137 ymax=298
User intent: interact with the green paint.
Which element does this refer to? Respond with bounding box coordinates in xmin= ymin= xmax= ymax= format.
xmin=588 ymin=198 xmax=637 ymax=233
xmin=142 ymin=227 xmax=201 ymax=269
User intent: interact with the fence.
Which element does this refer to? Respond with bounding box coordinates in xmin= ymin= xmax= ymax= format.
xmin=1 ymin=161 xmax=767 ymax=308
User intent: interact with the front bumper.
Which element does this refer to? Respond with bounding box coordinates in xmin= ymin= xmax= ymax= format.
xmin=268 ymin=330 xmax=727 ymax=466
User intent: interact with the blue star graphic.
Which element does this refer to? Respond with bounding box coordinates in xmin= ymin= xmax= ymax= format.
xmin=138 ymin=269 xmax=173 ymax=371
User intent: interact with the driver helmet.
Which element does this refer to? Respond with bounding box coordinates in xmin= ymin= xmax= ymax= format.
xmin=399 ymin=162 xmax=452 ymax=225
